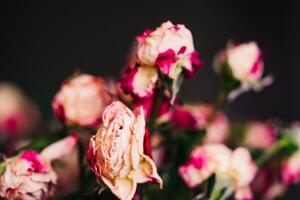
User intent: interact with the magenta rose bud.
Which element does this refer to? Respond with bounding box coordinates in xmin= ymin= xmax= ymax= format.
xmin=87 ymin=101 xmax=162 ymax=200
xmin=136 ymin=21 xmax=202 ymax=80
xmin=0 ymin=150 xmax=57 ymax=200
xmin=52 ymin=74 xmax=112 ymax=128
xmin=171 ymin=104 xmax=230 ymax=144
xmin=0 ymin=83 xmax=40 ymax=141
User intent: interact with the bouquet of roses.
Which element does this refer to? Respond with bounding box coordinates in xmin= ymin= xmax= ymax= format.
xmin=0 ymin=21 xmax=299 ymax=200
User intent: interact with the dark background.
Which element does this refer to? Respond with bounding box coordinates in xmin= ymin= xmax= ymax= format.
xmin=0 ymin=1 xmax=299 ymax=199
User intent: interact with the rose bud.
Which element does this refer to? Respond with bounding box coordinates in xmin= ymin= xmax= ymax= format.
xmin=120 ymin=65 xmax=158 ymax=98
xmin=52 ymin=74 xmax=112 ymax=128
xmin=244 ymin=122 xmax=277 ymax=150
xmin=171 ymin=104 xmax=230 ymax=144
xmin=0 ymin=150 xmax=57 ymax=200
xmin=226 ymin=42 xmax=263 ymax=84
xmin=136 ymin=21 xmax=202 ymax=79
xmin=87 ymin=101 xmax=162 ymax=200
xmin=0 ymin=83 xmax=40 ymax=141
xmin=215 ymin=42 xmax=273 ymax=100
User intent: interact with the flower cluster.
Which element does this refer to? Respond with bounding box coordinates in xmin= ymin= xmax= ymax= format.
xmin=0 ymin=20 xmax=299 ymax=200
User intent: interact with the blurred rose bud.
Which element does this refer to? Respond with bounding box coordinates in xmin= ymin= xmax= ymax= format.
xmin=217 ymin=42 xmax=264 ymax=84
xmin=0 ymin=150 xmax=57 ymax=200
xmin=120 ymin=65 xmax=158 ymax=98
xmin=172 ymin=104 xmax=230 ymax=143
xmin=243 ymin=122 xmax=277 ymax=150
xmin=136 ymin=21 xmax=202 ymax=79
xmin=0 ymin=83 xmax=40 ymax=141
xmin=87 ymin=101 xmax=162 ymax=200
xmin=52 ymin=74 xmax=112 ymax=128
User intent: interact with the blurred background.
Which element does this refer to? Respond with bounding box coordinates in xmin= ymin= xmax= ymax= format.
xmin=0 ymin=1 xmax=299 ymax=199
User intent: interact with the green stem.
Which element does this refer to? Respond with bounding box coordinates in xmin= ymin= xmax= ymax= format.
xmin=255 ymin=137 xmax=295 ymax=167
xmin=209 ymin=86 xmax=228 ymax=123
xmin=148 ymin=86 xmax=164 ymax=134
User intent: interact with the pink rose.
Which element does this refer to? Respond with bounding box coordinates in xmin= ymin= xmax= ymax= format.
xmin=179 ymin=145 xmax=257 ymax=198
xmin=0 ymin=83 xmax=40 ymax=140
xmin=172 ymin=104 xmax=230 ymax=143
xmin=136 ymin=21 xmax=202 ymax=79
xmin=0 ymin=150 xmax=57 ymax=200
xmin=52 ymin=74 xmax=112 ymax=127
xmin=244 ymin=122 xmax=276 ymax=150
xmin=120 ymin=65 xmax=158 ymax=98
xmin=0 ymin=135 xmax=78 ymax=200
xmin=179 ymin=144 xmax=231 ymax=188
xmin=87 ymin=101 xmax=162 ymax=200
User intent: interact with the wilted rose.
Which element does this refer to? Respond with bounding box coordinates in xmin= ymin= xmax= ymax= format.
xmin=52 ymin=74 xmax=112 ymax=127
xmin=87 ymin=101 xmax=162 ymax=200
xmin=136 ymin=21 xmax=202 ymax=79
xmin=0 ymin=150 xmax=57 ymax=200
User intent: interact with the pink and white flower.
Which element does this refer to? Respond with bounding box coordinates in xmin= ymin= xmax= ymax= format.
xmin=87 ymin=101 xmax=162 ymax=200
xmin=179 ymin=144 xmax=231 ymax=188
xmin=244 ymin=122 xmax=276 ymax=150
xmin=136 ymin=21 xmax=202 ymax=79
xmin=179 ymin=145 xmax=257 ymax=199
xmin=171 ymin=104 xmax=230 ymax=143
xmin=0 ymin=135 xmax=78 ymax=200
xmin=0 ymin=83 xmax=40 ymax=140
xmin=216 ymin=42 xmax=263 ymax=84
xmin=120 ymin=65 xmax=158 ymax=98
xmin=0 ymin=150 xmax=57 ymax=200
xmin=52 ymin=74 xmax=112 ymax=127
